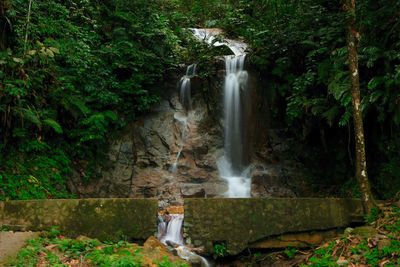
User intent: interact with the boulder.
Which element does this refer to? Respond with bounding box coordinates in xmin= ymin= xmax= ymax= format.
xmin=181 ymin=184 xmax=206 ymax=198
xmin=352 ymin=226 xmax=378 ymax=237
xmin=143 ymin=236 xmax=167 ymax=253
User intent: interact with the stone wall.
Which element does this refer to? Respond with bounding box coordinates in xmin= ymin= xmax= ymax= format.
xmin=1 ymin=198 xmax=366 ymax=255
xmin=184 ymin=198 xmax=365 ymax=255
xmin=0 ymin=199 xmax=157 ymax=241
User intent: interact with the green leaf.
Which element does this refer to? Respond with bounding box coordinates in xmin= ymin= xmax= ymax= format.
xmin=45 ymin=49 xmax=55 ymax=58
xmin=12 ymin=57 xmax=24 ymax=64
xmin=368 ymin=77 xmax=384 ymax=90
xmin=16 ymin=108 xmax=42 ymax=128
xmin=43 ymin=119 xmax=63 ymax=133
xmin=48 ymin=47 xmax=60 ymax=54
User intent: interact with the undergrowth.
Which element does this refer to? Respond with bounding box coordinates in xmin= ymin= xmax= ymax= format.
xmin=5 ymin=227 xmax=187 ymax=267
xmin=300 ymin=204 xmax=400 ymax=266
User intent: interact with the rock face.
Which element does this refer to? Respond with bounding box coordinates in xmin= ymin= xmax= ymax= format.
xmin=68 ymin=59 xmax=312 ymax=207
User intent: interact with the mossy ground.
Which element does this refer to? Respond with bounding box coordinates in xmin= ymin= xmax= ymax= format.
xmin=4 ymin=228 xmax=188 ymax=267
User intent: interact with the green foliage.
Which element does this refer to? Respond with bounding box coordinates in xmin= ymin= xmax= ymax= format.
xmin=365 ymin=206 xmax=382 ymax=224
xmin=302 ymin=206 xmax=400 ymax=266
xmin=213 ymin=242 xmax=227 ymax=258
xmin=7 ymin=230 xmax=146 ymax=267
xmin=0 ymin=0 xmax=179 ymax=200
xmin=284 ymin=245 xmax=297 ymax=259
xmin=155 ymin=256 xmax=189 ymax=267
xmin=174 ymin=0 xmax=400 ymax=199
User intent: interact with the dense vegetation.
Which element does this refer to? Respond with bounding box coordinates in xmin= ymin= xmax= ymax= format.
xmin=0 ymin=0 xmax=180 ymax=199
xmin=165 ymin=0 xmax=400 ymax=199
xmin=1 ymin=0 xmax=400 ymax=200
xmin=5 ymin=227 xmax=188 ymax=266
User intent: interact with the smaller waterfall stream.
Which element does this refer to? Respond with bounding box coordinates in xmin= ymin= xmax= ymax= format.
xmin=159 ymin=214 xmax=184 ymax=245
xmin=179 ymin=64 xmax=197 ymax=110
xmin=171 ymin=114 xmax=188 ymax=172
xmin=158 ymin=214 xmax=210 ymax=267
xmin=171 ymin=64 xmax=197 ymax=172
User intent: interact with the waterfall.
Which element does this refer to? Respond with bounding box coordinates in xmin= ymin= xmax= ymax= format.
xmin=171 ymin=64 xmax=196 ymax=172
xmin=159 ymin=214 xmax=184 ymax=245
xmin=158 ymin=214 xmax=211 ymax=267
xmin=217 ymin=55 xmax=251 ymax=198
xmin=171 ymin=113 xmax=188 ymax=172
xmin=179 ymin=64 xmax=196 ymax=110
xmin=188 ymin=28 xmax=251 ymax=197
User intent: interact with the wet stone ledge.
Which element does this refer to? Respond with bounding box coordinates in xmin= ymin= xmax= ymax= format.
xmin=0 ymin=198 xmax=158 ymax=241
xmin=184 ymin=198 xmax=365 ymax=255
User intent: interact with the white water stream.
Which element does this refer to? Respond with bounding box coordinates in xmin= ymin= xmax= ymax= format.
xmin=171 ymin=64 xmax=197 ymax=172
xmin=191 ymin=28 xmax=251 ymax=198
xmin=218 ymin=54 xmax=251 ymax=198
xmin=158 ymin=214 xmax=210 ymax=267
xmin=190 ymin=28 xmax=247 ymax=56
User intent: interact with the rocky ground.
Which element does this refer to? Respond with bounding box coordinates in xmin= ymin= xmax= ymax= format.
xmin=216 ymin=202 xmax=399 ymax=267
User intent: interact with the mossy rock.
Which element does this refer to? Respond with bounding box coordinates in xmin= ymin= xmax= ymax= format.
xmin=352 ymin=226 xmax=378 ymax=237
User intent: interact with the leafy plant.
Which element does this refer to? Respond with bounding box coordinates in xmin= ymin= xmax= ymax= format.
xmin=213 ymin=242 xmax=227 ymax=258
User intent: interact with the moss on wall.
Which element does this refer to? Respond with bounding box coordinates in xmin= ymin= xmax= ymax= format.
xmin=0 ymin=199 xmax=157 ymax=241
xmin=184 ymin=198 xmax=364 ymax=255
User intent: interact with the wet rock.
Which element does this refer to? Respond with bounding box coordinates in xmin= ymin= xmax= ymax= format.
xmin=143 ymin=236 xmax=167 ymax=252
xmin=166 ymin=240 xmax=181 ymax=248
xmin=181 ymin=184 xmax=206 ymax=198
xmin=251 ymin=170 xmax=296 ymax=198
xmin=187 ymin=254 xmax=204 ymax=266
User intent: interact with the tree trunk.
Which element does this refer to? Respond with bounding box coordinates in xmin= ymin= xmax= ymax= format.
xmin=0 ymin=0 xmax=12 ymax=50
xmin=343 ymin=0 xmax=376 ymax=213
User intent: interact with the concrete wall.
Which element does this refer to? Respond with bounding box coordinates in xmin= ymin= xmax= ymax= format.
xmin=0 ymin=198 xmax=157 ymax=241
xmin=184 ymin=198 xmax=364 ymax=255
xmin=0 ymin=198 xmax=365 ymax=255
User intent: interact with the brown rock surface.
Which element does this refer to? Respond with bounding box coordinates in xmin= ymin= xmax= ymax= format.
xmin=166 ymin=206 xmax=184 ymax=214
xmin=143 ymin=236 xmax=168 ymax=253
xmin=250 ymin=230 xmax=340 ymax=249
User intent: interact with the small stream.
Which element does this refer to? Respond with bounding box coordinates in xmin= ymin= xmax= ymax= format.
xmin=171 ymin=64 xmax=197 ymax=173
xmin=158 ymin=214 xmax=211 ymax=267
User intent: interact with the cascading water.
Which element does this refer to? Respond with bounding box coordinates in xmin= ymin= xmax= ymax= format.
xmin=179 ymin=64 xmax=197 ymax=110
xmin=158 ymin=214 xmax=210 ymax=267
xmin=171 ymin=113 xmax=188 ymax=172
xmin=189 ymin=28 xmax=251 ymax=198
xmin=217 ymin=55 xmax=251 ymax=198
xmin=171 ymin=64 xmax=196 ymax=172
xmin=159 ymin=214 xmax=184 ymax=245
xmin=190 ymin=28 xmax=247 ymax=56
